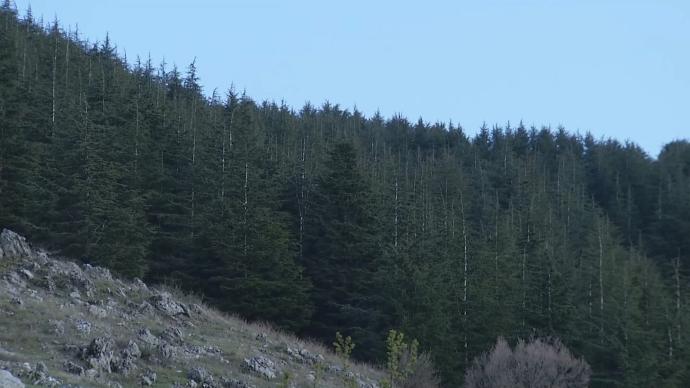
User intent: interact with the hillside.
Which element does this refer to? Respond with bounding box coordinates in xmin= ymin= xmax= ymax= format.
xmin=0 ymin=228 xmax=385 ymax=387
xmin=1 ymin=2 xmax=690 ymax=386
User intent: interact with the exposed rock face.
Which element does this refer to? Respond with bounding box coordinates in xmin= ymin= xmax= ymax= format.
xmin=65 ymin=360 xmax=85 ymax=376
xmin=0 ymin=229 xmax=386 ymax=387
xmin=137 ymin=328 xmax=160 ymax=346
xmin=189 ymin=366 xmax=214 ymax=385
xmin=243 ymin=355 xmax=277 ymax=379
xmin=149 ymin=292 xmax=189 ymax=317
xmin=82 ymin=336 xmax=115 ymax=373
xmin=75 ymin=319 xmax=92 ymax=334
xmin=286 ymin=345 xmax=324 ymax=365
xmin=0 ymin=369 xmax=25 ymax=388
xmin=0 ymin=228 xmax=32 ymax=260
xmin=161 ymin=326 xmax=184 ymax=344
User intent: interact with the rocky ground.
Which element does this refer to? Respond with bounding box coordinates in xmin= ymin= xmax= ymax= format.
xmin=0 ymin=229 xmax=384 ymax=387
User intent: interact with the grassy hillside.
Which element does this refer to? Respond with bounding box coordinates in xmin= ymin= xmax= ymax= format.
xmin=0 ymin=229 xmax=385 ymax=387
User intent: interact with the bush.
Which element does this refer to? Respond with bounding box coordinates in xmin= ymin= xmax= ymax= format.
xmin=383 ymin=330 xmax=441 ymax=388
xmin=398 ymin=352 xmax=441 ymax=388
xmin=464 ymin=337 xmax=591 ymax=388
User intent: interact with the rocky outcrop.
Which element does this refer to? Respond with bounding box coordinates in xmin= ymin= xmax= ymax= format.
xmin=149 ymin=292 xmax=189 ymax=317
xmin=0 ymin=229 xmax=385 ymax=387
xmin=189 ymin=366 xmax=214 ymax=385
xmin=81 ymin=336 xmax=115 ymax=373
xmin=243 ymin=355 xmax=277 ymax=379
xmin=0 ymin=229 xmax=31 ymax=260
xmin=0 ymin=369 xmax=25 ymax=388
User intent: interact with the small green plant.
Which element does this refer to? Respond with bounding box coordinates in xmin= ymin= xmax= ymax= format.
xmin=279 ymin=371 xmax=291 ymax=388
xmin=386 ymin=329 xmax=419 ymax=387
xmin=334 ymin=331 xmax=355 ymax=360
xmin=312 ymin=361 xmax=325 ymax=388
xmin=334 ymin=332 xmax=358 ymax=387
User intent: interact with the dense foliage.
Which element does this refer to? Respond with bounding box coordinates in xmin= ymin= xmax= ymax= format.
xmin=1 ymin=4 xmax=689 ymax=386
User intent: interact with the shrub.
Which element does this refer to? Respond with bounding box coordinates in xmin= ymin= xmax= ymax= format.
xmin=384 ymin=330 xmax=441 ymax=388
xmin=464 ymin=337 xmax=591 ymax=388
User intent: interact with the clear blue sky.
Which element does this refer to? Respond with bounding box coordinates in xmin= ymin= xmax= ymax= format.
xmin=13 ymin=0 xmax=689 ymax=157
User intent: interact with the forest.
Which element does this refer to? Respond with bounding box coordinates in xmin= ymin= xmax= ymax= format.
xmin=1 ymin=3 xmax=689 ymax=386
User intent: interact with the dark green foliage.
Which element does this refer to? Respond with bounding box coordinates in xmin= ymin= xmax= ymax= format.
xmin=1 ymin=7 xmax=689 ymax=387
xmin=303 ymin=142 xmax=388 ymax=359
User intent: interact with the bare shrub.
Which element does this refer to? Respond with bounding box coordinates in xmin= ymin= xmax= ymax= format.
xmin=464 ymin=337 xmax=591 ymax=388
xmin=399 ymin=352 xmax=441 ymax=388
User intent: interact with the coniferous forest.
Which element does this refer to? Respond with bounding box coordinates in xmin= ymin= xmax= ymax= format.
xmin=1 ymin=4 xmax=690 ymax=386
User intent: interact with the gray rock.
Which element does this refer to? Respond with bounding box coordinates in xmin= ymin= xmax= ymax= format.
xmin=42 ymin=276 xmax=56 ymax=292
xmin=35 ymin=362 xmax=47 ymax=373
xmin=82 ymin=336 xmax=115 ymax=373
xmin=65 ymin=361 xmax=85 ymax=375
xmin=188 ymin=367 xmax=213 ymax=384
xmin=0 ymin=229 xmax=32 ymax=260
xmin=149 ymin=292 xmax=189 ymax=316
xmin=18 ymin=269 xmax=34 ymax=280
xmin=141 ymin=369 xmax=156 ymax=386
xmin=10 ymin=296 xmax=22 ymax=306
xmin=220 ymin=377 xmax=255 ymax=388
xmin=299 ymin=348 xmax=323 ymax=365
xmin=137 ymin=328 xmax=159 ymax=346
xmin=75 ymin=319 xmax=92 ymax=334
xmin=0 ymin=369 xmax=24 ymax=388
xmin=158 ymin=343 xmax=177 ymax=359
xmin=84 ymin=368 xmax=98 ymax=379
xmin=190 ymin=303 xmax=205 ymax=315
xmin=132 ymin=278 xmax=148 ymax=291
xmin=161 ymin=326 xmax=184 ymax=344
xmin=88 ymin=304 xmax=108 ymax=319
xmin=111 ymin=355 xmax=136 ymax=376
xmin=6 ymin=272 xmax=26 ymax=289
xmin=137 ymin=301 xmax=155 ymax=315
xmin=243 ymin=355 xmax=277 ymax=379
xmin=123 ymin=340 xmax=141 ymax=359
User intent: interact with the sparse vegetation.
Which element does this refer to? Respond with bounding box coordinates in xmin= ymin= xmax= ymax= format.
xmin=464 ymin=337 xmax=591 ymax=388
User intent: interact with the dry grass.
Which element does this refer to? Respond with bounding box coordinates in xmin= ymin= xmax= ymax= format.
xmin=0 ymin=260 xmax=386 ymax=388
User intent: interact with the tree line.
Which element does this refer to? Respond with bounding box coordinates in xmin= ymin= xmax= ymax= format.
xmin=1 ymin=4 xmax=689 ymax=386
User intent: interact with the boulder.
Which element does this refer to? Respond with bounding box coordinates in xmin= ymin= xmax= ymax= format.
xmin=137 ymin=328 xmax=159 ymax=346
xmin=82 ymin=336 xmax=115 ymax=373
xmin=158 ymin=342 xmax=177 ymax=359
xmin=0 ymin=229 xmax=31 ymax=260
xmin=75 ymin=319 xmax=92 ymax=334
xmin=18 ymin=269 xmax=34 ymax=280
xmin=123 ymin=340 xmax=141 ymax=359
xmin=88 ymin=304 xmax=108 ymax=319
xmin=161 ymin=326 xmax=184 ymax=344
xmin=0 ymin=370 xmax=25 ymax=388
xmin=141 ymin=369 xmax=157 ymax=386
xmin=188 ymin=366 xmax=214 ymax=385
xmin=64 ymin=361 xmax=85 ymax=376
xmin=149 ymin=292 xmax=189 ymax=317
xmin=243 ymin=355 xmax=277 ymax=379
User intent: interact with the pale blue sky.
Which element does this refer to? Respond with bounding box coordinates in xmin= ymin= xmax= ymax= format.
xmin=13 ymin=0 xmax=690 ymax=157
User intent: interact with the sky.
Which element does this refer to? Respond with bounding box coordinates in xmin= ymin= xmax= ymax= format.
xmin=13 ymin=0 xmax=690 ymax=157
